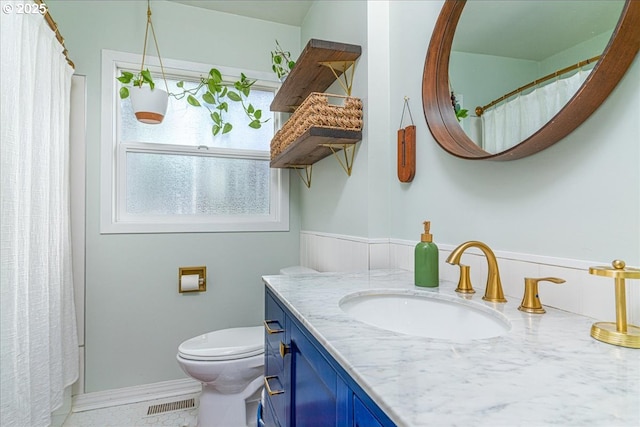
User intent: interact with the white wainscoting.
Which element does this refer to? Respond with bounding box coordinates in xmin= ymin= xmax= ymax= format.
xmin=300 ymin=231 xmax=639 ymax=325
xmin=300 ymin=231 xmax=370 ymax=272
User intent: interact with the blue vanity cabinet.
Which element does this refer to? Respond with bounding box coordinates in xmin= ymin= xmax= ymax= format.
xmin=264 ymin=290 xmax=289 ymax=426
xmin=264 ymin=287 xmax=395 ymax=427
xmin=289 ymin=320 xmax=348 ymax=425
xmin=353 ymin=396 xmax=385 ymax=427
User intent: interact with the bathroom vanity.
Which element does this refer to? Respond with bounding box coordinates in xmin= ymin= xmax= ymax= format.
xmin=262 ymin=269 xmax=640 ymax=426
xmin=263 ymin=286 xmax=393 ymax=426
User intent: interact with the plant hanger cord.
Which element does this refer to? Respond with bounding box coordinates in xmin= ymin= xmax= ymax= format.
xmin=140 ymin=0 xmax=169 ymax=93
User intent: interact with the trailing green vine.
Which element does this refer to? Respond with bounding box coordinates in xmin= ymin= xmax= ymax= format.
xmin=271 ymin=40 xmax=295 ymax=80
xmin=118 ymin=68 xmax=269 ymax=136
xmin=170 ymin=69 xmax=268 ymax=136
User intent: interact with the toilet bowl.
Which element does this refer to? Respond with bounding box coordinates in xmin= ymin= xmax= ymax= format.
xmin=177 ymin=326 xmax=264 ymax=427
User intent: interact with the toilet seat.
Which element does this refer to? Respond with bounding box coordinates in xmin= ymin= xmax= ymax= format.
xmin=178 ymin=326 xmax=264 ymax=361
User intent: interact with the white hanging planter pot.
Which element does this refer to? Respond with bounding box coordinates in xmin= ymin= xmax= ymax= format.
xmin=129 ymin=86 xmax=168 ymax=124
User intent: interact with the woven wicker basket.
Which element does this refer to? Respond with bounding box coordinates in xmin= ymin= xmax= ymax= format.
xmin=271 ymin=92 xmax=363 ymax=159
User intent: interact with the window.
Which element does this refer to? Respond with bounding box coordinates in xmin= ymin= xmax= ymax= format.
xmin=101 ymin=50 xmax=288 ymax=233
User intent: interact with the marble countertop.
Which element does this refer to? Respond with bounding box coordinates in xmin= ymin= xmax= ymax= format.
xmin=262 ymin=269 xmax=640 ymax=426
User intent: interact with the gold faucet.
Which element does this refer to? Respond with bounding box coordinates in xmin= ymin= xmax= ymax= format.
xmin=518 ymin=277 xmax=565 ymax=313
xmin=446 ymin=241 xmax=507 ymax=303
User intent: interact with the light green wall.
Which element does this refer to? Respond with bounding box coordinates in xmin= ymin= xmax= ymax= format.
xmin=449 ymin=52 xmax=539 ymax=119
xmin=388 ymin=0 xmax=639 ymax=261
xmin=301 ymin=0 xmax=638 ymax=264
xmin=48 ymin=0 xmax=301 ymax=392
xmin=298 ymin=1 xmax=373 ymax=236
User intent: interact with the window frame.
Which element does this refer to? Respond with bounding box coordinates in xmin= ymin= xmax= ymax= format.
xmin=100 ymin=49 xmax=288 ymax=234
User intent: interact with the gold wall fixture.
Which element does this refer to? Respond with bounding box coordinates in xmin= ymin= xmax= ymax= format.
xmin=589 ymin=260 xmax=640 ymax=349
xmin=518 ymin=277 xmax=565 ymax=314
xmin=322 ymin=144 xmax=356 ymax=176
xmin=178 ymin=266 xmax=206 ymax=293
xmin=446 ymin=241 xmax=507 ymax=303
xmin=293 ymin=166 xmax=313 ymax=188
xmin=319 ymin=61 xmax=356 ymax=96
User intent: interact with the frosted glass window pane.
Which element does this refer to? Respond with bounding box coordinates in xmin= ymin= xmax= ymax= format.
xmin=126 ymin=152 xmax=270 ymax=215
xmin=120 ymin=78 xmax=274 ymax=151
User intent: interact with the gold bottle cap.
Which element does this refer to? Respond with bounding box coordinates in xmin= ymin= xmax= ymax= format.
xmin=421 ymin=221 xmax=433 ymax=243
xmin=589 ymin=259 xmax=640 ymax=279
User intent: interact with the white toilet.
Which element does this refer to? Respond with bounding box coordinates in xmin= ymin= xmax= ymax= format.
xmin=177 ymin=326 xmax=264 ymax=427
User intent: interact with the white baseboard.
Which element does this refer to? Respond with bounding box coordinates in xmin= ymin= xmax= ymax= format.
xmin=72 ymin=378 xmax=201 ymax=413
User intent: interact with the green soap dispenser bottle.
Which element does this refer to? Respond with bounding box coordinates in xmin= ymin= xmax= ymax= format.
xmin=415 ymin=221 xmax=439 ymax=287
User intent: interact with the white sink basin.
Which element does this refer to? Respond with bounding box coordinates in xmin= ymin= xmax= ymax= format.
xmin=339 ymin=291 xmax=511 ymax=341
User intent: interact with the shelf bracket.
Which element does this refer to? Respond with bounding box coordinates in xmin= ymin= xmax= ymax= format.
xmin=323 ymin=144 xmax=356 ymax=176
xmin=319 ymin=61 xmax=356 ymax=96
xmin=292 ymin=165 xmax=313 ymax=188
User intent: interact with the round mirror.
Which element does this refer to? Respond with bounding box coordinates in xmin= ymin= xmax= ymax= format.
xmin=423 ymin=0 xmax=639 ymax=160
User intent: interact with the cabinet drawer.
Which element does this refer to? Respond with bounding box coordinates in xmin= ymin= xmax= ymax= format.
xmin=265 ymin=341 xmax=283 ymax=377
xmin=265 ymin=292 xmax=286 ymax=351
xmin=264 ymin=373 xmax=287 ymax=426
xmin=265 ymin=289 xmax=289 ymax=425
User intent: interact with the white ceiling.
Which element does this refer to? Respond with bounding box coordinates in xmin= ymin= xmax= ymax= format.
xmin=167 ymin=0 xmax=314 ymax=26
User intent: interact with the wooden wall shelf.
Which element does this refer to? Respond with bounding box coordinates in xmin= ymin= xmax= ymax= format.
xmin=269 ymin=39 xmax=362 ymax=185
xmin=270 ymin=39 xmax=362 ymax=113
xmin=270 ymin=127 xmax=361 ymax=168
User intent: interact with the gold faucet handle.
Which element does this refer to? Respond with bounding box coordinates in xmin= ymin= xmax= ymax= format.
xmin=454 ymin=264 xmax=475 ymax=294
xmin=518 ymin=277 xmax=565 ymax=314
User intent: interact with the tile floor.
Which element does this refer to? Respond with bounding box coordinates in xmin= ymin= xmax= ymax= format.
xmin=62 ymin=393 xmax=199 ymax=427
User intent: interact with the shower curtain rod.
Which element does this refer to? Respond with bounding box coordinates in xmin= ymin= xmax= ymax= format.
xmin=34 ymin=0 xmax=74 ymax=69
xmin=475 ymin=55 xmax=600 ymax=116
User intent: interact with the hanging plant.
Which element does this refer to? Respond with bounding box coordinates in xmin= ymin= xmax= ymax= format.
xmin=115 ymin=0 xmax=268 ymax=133
xmin=117 ymin=68 xmax=269 ymax=134
xmin=118 ymin=69 xmax=168 ymax=124
xmin=115 ymin=0 xmax=170 ymax=124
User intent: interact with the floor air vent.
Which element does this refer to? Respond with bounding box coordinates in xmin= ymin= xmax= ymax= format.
xmin=146 ymin=398 xmax=196 ymax=416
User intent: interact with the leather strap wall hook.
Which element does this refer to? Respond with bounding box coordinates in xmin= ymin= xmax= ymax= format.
xmin=397 ymin=97 xmax=416 ymax=182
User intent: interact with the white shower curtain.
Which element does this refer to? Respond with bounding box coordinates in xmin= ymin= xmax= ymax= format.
xmin=1 ymin=2 xmax=79 ymax=426
xmin=482 ymin=69 xmax=590 ymax=153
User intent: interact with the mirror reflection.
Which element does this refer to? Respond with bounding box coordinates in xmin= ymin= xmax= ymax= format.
xmin=449 ymin=0 xmax=625 ymax=154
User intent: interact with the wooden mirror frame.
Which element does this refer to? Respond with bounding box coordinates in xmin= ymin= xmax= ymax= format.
xmin=422 ymin=0 xmax=640 ymax=161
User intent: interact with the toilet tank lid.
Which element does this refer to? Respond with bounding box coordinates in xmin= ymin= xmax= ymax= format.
xmin=178 ymin=326 xmax=264 ymax=360
xmin=279 ymin=266 xmax=318 ymax=275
